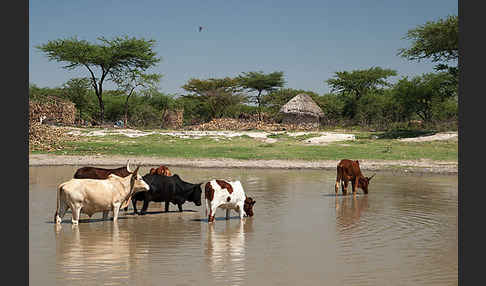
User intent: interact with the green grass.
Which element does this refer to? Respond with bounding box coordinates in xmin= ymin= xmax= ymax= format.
xmin=35 ymin=131 xmax=458 ymax=162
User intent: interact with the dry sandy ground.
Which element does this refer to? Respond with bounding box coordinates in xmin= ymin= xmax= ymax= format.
xmin=65 ymin=127 xmax=457 ymax=144
xmin=399 ymin=132 xmax=458 ymax=142
xmin=65 ymin=128 xmax=357 ymax=144
xmin=29 ymin=154 xmax=457 ymax=174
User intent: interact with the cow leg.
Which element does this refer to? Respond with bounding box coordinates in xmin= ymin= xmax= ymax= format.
xmin=342 ymin=179 xmax=349 ymax=196
xmin=165 ymin=201 xmax=170 ymax=212
xmin=335 ymin=166 xmax=342 ymax=194
xmin=132 ymin=197 xmax=138 ymax=214
xmin=177 ymin=203 xmax=183 ymax=212
xmin=226 ymin=209 xmax=231 ymax=220
xmin=102 ymin=211 xmax=109 ymax=220
xmin=112 ymin=203 xmax=121 ymax=222
xmin=71 ymin=204 xmax=81 ymax=225
xmin=140 ymin=199 xmax=150 ymax=215
xmin=237 ymin=202 xmax=246 ymax=219
xmin=208 ymin=202 xmax=222 ymax=223
xmin=206 ymin=199 xmax=213 ymax=222
xmin=55 ymin=200 xmax=68 ymax=224
xmin=353 ymin=176 xmax=359 ymax=196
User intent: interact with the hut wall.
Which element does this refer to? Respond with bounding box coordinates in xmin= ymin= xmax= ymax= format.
xmin=282 ymin=113 xmax=320 ymax=128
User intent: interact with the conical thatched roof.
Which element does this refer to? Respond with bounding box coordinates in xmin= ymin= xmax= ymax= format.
xmin=279 ymin=93 xmax=324 ymax=117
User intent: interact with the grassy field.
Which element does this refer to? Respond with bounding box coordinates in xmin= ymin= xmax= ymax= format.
xmin=32 ymin=129 xmax=458 ymax=162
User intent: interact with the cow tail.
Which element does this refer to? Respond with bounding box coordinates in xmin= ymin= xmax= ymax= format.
xmin=204 ymin=187 xmax=207 ymax=217
xmin=335 ymin=164 xmax=343 ymax=192
xmin=204 ymin=182 xmax=209 ymax=217
xmin=54 ymin=184 xmax=61 ymax=222
xmin=336 ymin=165 xmax=342 ymax=184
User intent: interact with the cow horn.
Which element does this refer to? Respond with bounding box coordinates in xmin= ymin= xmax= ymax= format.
xmin=126 ymin=160 xmax=132 ymax=173
xmin=368 ymin=174 xmax=376 ymax=180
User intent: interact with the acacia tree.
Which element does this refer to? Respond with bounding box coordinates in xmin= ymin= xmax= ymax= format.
xmin=325 ymin=67 xmax=397 ymax=119
xmin=398 ymin=15 xmax=458 ymax=79
xmin=181 ymin=77 xmax=244 ymax=119
xmin=37 ymin=36 xmax=160 ymax=124
xmin=394 ymin=72 xmax=456 ymax=122
xmin=237 ymin=71 xmax=285 ymax=120
xmin=111 ymin=70 xmax=161 ymax=127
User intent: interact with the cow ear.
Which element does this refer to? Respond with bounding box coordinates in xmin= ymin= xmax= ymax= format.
xmin=252 ymin=200 xmax=256 ymax=205
xmin=126 ymin=160 xmax=132 ymax=172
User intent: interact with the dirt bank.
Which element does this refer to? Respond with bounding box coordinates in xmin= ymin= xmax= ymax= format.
xmin=29 ymin=154 xmax=458 ymax=175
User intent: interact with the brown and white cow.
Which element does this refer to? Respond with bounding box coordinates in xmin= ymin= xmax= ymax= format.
xmin=54 ymin=166 xmax=150 ymax=225
xmin=149 ymin=165 xmax=172 ymax=176
xmin=335 ymin=159 xmax=375 ymax=195
xmin=73 ymin=160 xmax=133 ymax=179
xmin=204 ymin=179 xmax=256 ymax=223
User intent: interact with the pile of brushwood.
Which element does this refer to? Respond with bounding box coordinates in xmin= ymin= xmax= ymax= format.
xmin=185 ymin=118 xmax=319 ymax=131
xmin=29 ymin=121 xmax=77 ymax=152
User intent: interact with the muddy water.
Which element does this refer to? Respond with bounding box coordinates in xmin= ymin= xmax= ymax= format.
xmin=29 ymin=166 xmax=458 ymax=286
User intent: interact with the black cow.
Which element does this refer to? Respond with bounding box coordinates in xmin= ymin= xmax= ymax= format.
xmin=133 ymin=174 xmax=203 ymax=215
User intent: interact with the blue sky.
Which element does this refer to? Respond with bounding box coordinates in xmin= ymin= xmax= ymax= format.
xmin=29 ymin=0 xmax=458 ymax=96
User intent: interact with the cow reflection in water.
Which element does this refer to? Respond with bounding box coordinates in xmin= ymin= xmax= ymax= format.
xmin=206 ymin=220 xmax=253 ymax=285
xmin=54 ymin=223 xmax=146 ymax=283
xmin=335 ymin=195 xmax=369 ymax=229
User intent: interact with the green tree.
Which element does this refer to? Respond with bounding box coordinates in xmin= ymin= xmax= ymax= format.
xmin=325 ymin=67 xmax=397 ymax=119
xmin=398 ymin=15 xmax=458 ymax=79
xmin=111 ymin=70 xmax=161 ymax=127
xmin=29 ymin=84 xmax=64 ymax=102
xmin=181 ymin=77 xmax=244 ymax=120
xmin=62 ymin=77 xmax=94 ymax=121
xmin=393 ymin=72 xmax=457 ymax=123
xmin=37 ymin=35 xmax=160 ymax=123
xmin=237 ymin=71 xmax=285 ymax=120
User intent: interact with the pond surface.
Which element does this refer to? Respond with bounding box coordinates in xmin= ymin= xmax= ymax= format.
xmin=29 ymin=166 xmax=458 ymax=286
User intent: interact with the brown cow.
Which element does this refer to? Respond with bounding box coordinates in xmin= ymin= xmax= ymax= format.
xmin=149 ymin=165 xmax=172 ymax=176
xmin=73 ymin=161 xmax=132 ymax=179
xmin=335 ymin=159 xmax=375 ymax=195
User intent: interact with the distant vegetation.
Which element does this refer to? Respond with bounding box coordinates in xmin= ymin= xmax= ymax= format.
xmin=31 ymin=15 xmax=458 ymax=132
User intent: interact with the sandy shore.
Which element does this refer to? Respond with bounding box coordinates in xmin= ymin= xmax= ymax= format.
xmin=29 ymin=154 xmax=458 ymax=174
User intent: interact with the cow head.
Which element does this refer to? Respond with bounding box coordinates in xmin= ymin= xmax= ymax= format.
xmin=189 ymin=183 xmax=203 ymax=206
xmin=358 ymin=174 xmax=375 ymax=194
xmin=243 ymin=197 xmax=256 ymax=217
xmin=130 ymin=166 xmax=150 ymax=194
xmin=149 ymin=165 xmax=172 ymax=176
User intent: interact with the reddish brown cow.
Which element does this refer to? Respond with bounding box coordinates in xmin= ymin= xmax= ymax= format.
xmin=149 ymin=165 xmax=172 ymax=176
xmin=335 ymin=159 xmax=375 ymax=195
xmin=73 ymin=161 xmax=133 ymax=179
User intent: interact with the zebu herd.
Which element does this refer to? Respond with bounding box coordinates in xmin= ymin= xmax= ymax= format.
xmin=54 ymin=159 xmax=373 ymax=225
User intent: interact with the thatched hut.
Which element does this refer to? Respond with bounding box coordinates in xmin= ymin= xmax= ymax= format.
xmin=279 ymin=93 xmax=324 ymax=128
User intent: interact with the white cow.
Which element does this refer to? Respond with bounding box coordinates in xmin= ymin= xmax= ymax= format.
xmin=54 ymin=166 xmax=149 ymax=225
xmin=204 ymin=179 xmax=256 ymax=223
